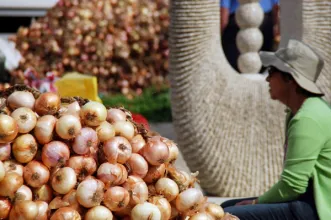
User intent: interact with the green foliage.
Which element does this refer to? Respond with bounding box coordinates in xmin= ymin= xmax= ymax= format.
xmin=101 ymin=86 xmax=172 ymax=122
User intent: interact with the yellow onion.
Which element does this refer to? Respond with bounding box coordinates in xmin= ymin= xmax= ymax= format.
xmin=130 ymin=134 xmax=146 ymax=153
xmin=41 ymin=141 xmax=70 ymax=168
xmin=55 ymin=115 xmax=82 ymax=140
xmin=35 ymin=201 xmax=49 ymax=220
xmin=67 ymin=156 xmax=97 ymax=181
xmin=3 ymin=160 xmax=24 ymax=176
xmin=33 ymin=185 xmax=53 ymax=203
xmin=143 ymin=164 xmax=166 ymax=184
xmin=0 ymin=197 xmax=11 ymax=219
xmin=103 ymin=136 xmax=132 ymax=164
xmin=113 ymin=121 xmax=135 ymax=140
xmin=34 ymin=92 xmax=60 ymax=116
xmin=155 ymin=177 xmax=179 ymax=202
xmin=95 ymin=121 xmax=115 ymax=142
xmin=0 ymin=172 xmax=24 ymax=197
xmin=12 ymin=134 xmax=38 ymax=163
xmin=80 ymin=101 xmax=107 ymax=126
xmin=103 ymin=186 xmax=130 ymax=212
xmin=62 ymin=190 xmax=84 ymax=214
xmin=190 ymin=212 xmax=214 ymax=220
xmin=0 ymin=114 xmax=18 ymax=144
xmin=97 ymin=163 xmax=127 ymax=187
xmin=149 ymin=196 xmax=171 ymax=220
xmin=9 ymin=200 xmax=39 ymax=220
xmin=0 ymin=143 xmax=11 ymax=161
xmin=85 ymin=205 xmax=113 ymax=220
xmin=11 ymin=185 xmax=32 ymax=202
xmin=141 ymin=137 xmax=169 ymax=166
xmin=122 ymin=175 xmax=148 ymax=205
xmin=0 ymin=161 xmax=4 ymax=181
xmin=125 ymin=153 xmax=148 ymax=178
xmin=175 ymin=188 xmax=205 ymax=216
xmin=51 ymin=167 xmax=77 ymax=194
xmin=106 ymin=108 xmax=127 ymax=123
xmin=131 ymin=202 xmax=161 ymax=220
xmin=7 ymin=91 xmax=35 ymax=110
xmin=50 ymin=207 xmax=81 ymax=220
xmin=76 ymin=178 xmax=104 ymax=208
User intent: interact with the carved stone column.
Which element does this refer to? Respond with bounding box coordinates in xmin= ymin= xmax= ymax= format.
xmin=235 ymin=0 xmax=264 ymax=73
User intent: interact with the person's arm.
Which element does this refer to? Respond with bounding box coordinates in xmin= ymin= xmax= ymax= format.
xmin=272 ymin=0 xmax=280 ymax=40
xmin=257 ymin=117 xmax=325 ymax=204
xmin=220 ymin=0 xmax=231 ymax=33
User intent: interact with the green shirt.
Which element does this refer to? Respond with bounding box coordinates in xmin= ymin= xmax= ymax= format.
xmin=258 ymin=97 xmax=331 ymax=220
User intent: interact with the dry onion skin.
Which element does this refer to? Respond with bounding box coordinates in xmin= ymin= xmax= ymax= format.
xmin=34 ymin=92 xmax=61 ymax=116
xmin=0 ymin=114 xmax=18 ymax=144
xmin=50 ymin=207 xmax=81 ymax=220
xmin=85 ymin=205 xmax=113 ymax=220
xmin=7 ymin=91 xmax=35 ymax=110
xmin=11 ymin=107 xmax=37 ymax=134
xmin=80 ymin=101 xmax=107 ymax=127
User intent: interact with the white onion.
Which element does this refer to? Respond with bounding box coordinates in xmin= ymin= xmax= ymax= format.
xmin=106 ymin=108 xmax=127 ymax=123
xmin=0 ymin=197 xmax=11 ymax=219
xmin=143 ymin=164 xmax=166 ymax=184
xmin=113 ymin=121 xmax=135 ymax=140
xmin=80 ymin=101 xmax=107 ymax=126
xmin=11 ymin=185 xmax=32 ymax=202
xmin=85 ymin=205 xmax=113 ymax=220
xmin=125 ymin=153 xmax=148 ymax=178
xmin=76 ymin=178 xmax=104 ymax=208
xmin=56 ymin=115 xmax=82 ymax=140
xmin=3 ymin=160 xmax=24 ymax=176
xmin=204 ymin=203 xmax=225 ymax=219
xmin=7 ymin=91 xmax=35 ymax=110
xmin=51 ymin=167 xmax=77 ymax=194
xmin=10 ymin=200 xmax=39 ymax=220
xmin=141 ymin=137 xmax=169 ymax=166
xmin=155 ymin=178 xmax=179 ymax=202
xmin=0 ymin=143 xmax=11 ymax=161
xmin=72 ymin=127 xmax=98 ymax=155
xmin=62 ymin=190 xmax=83 ymax=214
xmin=0 ymin=161 xmax=4 ymax=181
xmin=95 ymin=121 xmax=115 ymax=142
xmin=11 ymin=107 xmax=37 ymax=133
xmin=175 ymin=188 xmax=205 ymax=215
xmin=41 ymin=141 xmax=70 ymax=168
xmin=34 ymin=115 xmax=57 ymax=144
xmin=0 ymin=114 xmax=18 ymax=144
xmin=66 ymin=101 xmax=81 ymax=116
xmin=12 ymin=134 xmax=38 ymax=163
xmin=23 ymin=161 xmax=50 ymax=188
xmin=131 ymin=202 xmax=161 ymax=220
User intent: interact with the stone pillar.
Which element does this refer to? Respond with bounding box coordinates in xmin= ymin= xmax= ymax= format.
xmin=235 ymin=0 xmax=264 ymax=73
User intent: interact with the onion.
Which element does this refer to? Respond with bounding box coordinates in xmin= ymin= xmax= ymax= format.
xmin=95 ymin=121 xmax=115 ymax=142
xmin=190 ymin=212 xmax=214 ymax=220
xmin=34 ymin=92 xmax=60 ymax=116
xmin=33 ymin=185 xmax=53 ymax=203
xmin=10 ymin=200 xmax=39 ymax=220
xmin=155 ymin=178 xmax=179 ymax=202
xmin=80 ymin=101 xmax=107 ymax=126
xmin=3 ymin=160 xmax=24 ymax=176
xmin=67 ymin=156 xmax=97 ymax=181
xmin=12 ymin=134 xmax=38 ymax=163
xmin=76 ymin=178 xmax=104 ymax=208
xmin=97 ymin=163 xmax=127 ymax=187
xmin=170 ymin=205 xmax=180 ymax=219
xmin=0 ymin=161 xmax=4 ymax=181
xmin=131 ymin=202 xmax=161 ymax=220
xmin=50 ymin=207 xmax=81 ymax=220
xmin=130 ymin=134 xmax=146 ymax=153
xmin=125 ymin=153 xmax=148 ymax=178
xmin=113 ymin=121 xmax=135 ymax=140
xmin=141 ymin=137 xmax=169 ymax=166
xmin=7 ymin=91 xmax=35 ymax=110
xmin=51 ymin=167 xmax=77 ymax=194
xmin=164 ymin=139 xmax=179 ymax=163
xmin=103 ymin=186 xmax=130 ymax=211
xmin=204 ymin=203 xmax=225 ymax=219
xmin=62 ymin=190 xmax=83 ymax=214
xmin=11 ymin=107 xmax=37 ymax=133
xmin=143 ymin=164 xmax=166 ymax=183
xmin=0 ymin=172 xmax=24 ymax=197
xmin=103 ymin=136 xmax=132 ymax=164
xmin=0 ymin=143 xmax=11 ymax=160
xmin=34 ymin=115 xmax=57 ymax=144
xmin=149 ymin=196 xmax=171 ymax=220
xmin=72 ymin=127 xmax=98 ymax=155
xmin=35 ymin=201 xmax=49 ymax=220
xmin=147 ymin=184 xmax=157 ymax=197
xmin=85 ymin=205 xmax=113 ymax=220
xmin=175 ymin=188 xmax=205 ymax=215
xmin=56 ymin=115 xmax=82 ymax=140
xmin=11 ymin=185 xmax=32 ymax=202
xmin=0 ymin=114 xmax=18 ymax=144
xmin=106 ymin=108 xmax=126 ymax=123
xmin=49 ymin=196 xmax=69 ymax=210
xmin=41 ymin=141 xmax=70 ymax=168
xmin=0 ymin=197 xmax=11 ymax=219
xmin=122 ymin=175 xmax=148 ymax=205
xmin=167 ymin=165 xmax=198 ymax=192
xmin=23 ymin=161 xmax=50 ymax=188
xmin=66 ymin=101 xmax=81 ymax=116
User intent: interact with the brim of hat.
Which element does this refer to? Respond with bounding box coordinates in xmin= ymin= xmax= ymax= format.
xmin=260 ymin=51 xmax=323 ymax=95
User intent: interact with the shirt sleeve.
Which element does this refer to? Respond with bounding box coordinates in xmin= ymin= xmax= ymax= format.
xmin=258 ymin=117 xmax=324 ymax=203
xmin=221 ymin=0 xmax=231 ymax=8
xmin=273 ymin=0 xmax=279 ymax=5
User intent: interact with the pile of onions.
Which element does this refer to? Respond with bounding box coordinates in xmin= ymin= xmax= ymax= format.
xmin=0 ymin=88 xmax=233 ymax=219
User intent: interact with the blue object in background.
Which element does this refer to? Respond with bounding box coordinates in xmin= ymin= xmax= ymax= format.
xmin=220 ymin=0 xmax=279 ymax=14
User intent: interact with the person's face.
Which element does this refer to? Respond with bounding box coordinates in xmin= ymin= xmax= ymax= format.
xmin=266 ymin=67 xmax=291 ymax=101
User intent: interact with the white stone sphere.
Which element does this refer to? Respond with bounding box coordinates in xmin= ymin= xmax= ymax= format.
xmin=238 ymin=52 xmax=262 ymax=73
xmin=236 ymin=28 xmax=263 ymax=53
xmin=235 ymin=2 xmax=264 ymax=28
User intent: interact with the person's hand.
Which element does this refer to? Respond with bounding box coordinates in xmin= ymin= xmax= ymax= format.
xmin=235 ymin=199 xmax=256 ymax=206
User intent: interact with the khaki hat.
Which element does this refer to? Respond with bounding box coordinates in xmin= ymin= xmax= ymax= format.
xmin=260 ymin=39 xmax=324 ymax=95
